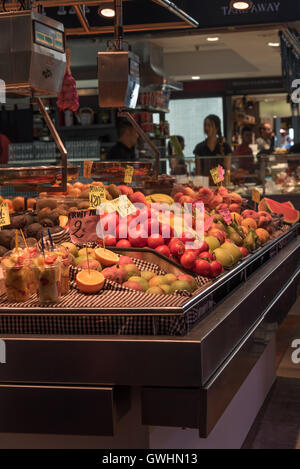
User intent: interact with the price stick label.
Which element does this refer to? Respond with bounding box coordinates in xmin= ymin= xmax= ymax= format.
xmin=218 ymin=164 xmax=224 ymax=182
xmin=83 ymin=161 xmax=94 ymax=179
xmin=210 ymin=166 xmax=222 ymax=185
xmin=89 ymin=186 xmax=106 ymax=209
xmin=218 ymin=208 xmax=232 ymax=226
xmin=68 ymin=209 xmax=100 ymax=244
xmin=0 ymin=203 xmax=10 ymax=227
xmin=112 ymin=195 xmax=137 ymax=218
xmin=252 ymin=188 xmax=261 ymax=204
xmin=124 ymin=165 xmax=134 ymax=184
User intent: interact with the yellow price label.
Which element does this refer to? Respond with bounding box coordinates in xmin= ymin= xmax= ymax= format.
xmin=0 ymin=203 xmax=11 ymax=227
xmin=83 ymin=161 xmax=94 ymax=179
xmin=112 ymin=195 xmax=137 ymax=218
xmin=252 ymin=188 xmax=261 ymax=204
xmin=124 ymin=166 xmax=134 ymax=184
xmin=210 ymin=166 xmax=222 ymax=185
xmin=89 ymin=186 xmax=106 ymax=209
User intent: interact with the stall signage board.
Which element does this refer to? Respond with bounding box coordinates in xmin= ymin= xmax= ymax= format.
xmin=89 ymin=186 xmax=106 ymax=209
xmin=68 ymin=209 xmax=99 ymax=244
xmin=84 ymin=161 xmax=94 ymax=179
xmin=0 ymin=203 xmax=10 ymax=227
xmin=252 ymin=188 xmax=261 ymax=204
xmin=124 ymin=166 xmax=134 ymax=184
xmin=210 ymin=167 xmax=222 ymax=185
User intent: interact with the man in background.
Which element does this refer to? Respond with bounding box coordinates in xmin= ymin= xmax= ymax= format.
xmin=234 ymin=126 xmax=255 ymax=172
xmin=256 ymin=123 xmax=274 ymax=153
xmin=107 ymin=119 xmax=138 ymax=161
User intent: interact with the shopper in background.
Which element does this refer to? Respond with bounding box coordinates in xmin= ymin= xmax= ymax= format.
xmin=193 ymin=114 xmax=232 ymax=177
xmin=168 ymin=135 xmax=187 ymax=175
xmin=234 ymin=126 xmax=255 ymax=171
xmin=107 ymin=119 xmax=138 ymax=161
xmin=256 ymin=123 xmax=274 ymax=153
xmin=0 ymin=131 xmax=11 ymax=164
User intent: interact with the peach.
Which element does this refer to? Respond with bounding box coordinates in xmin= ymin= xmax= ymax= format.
xmin=216 ymin=203 xmax=229 ymax=211
xmin=118 ymin=185 xmax=134 ymax=196
xmin=198 ymin=187 xmax=214 ymax=204
xmin=257 ymin=211 xmax=272 ymax=222
xmin=229 ymin=204 xmax=241 ymax=214
xmin=209 ymin=194 xmax=223 ymax=210
xmin=174 ymin=192 xmax=184 ymax=203
xmin=183 ymin=187 xmax=197 ymax=200
xmin=256 ymin=228 xmax=270 ymax=244
xmin=241 ymin=218 xmax=257 ymax=230
xmin=241 ymin=210 xmax=259 ymax=220
xmin=179 ymin=195 xmax=195 ymax=205
xmin=129 ymin=191 xmax=147 ymax=205
xmin=230 ymin=192 xmax=242 ymax=204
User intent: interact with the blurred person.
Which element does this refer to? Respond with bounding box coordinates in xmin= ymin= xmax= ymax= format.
xmin=0 ymin=131 xmax=11 ymax=164
xmin=256 ymin=122 xmax=274 ymax=153
xmin=168 ymin=135 xmax=187 ymax=175
xmin=193 ymin=114 xmax=232 ymax=177
xmin=107 ymin=119 xmax=138 ymax=161
xmin=234 ymin=126 xmax=255 ymax=171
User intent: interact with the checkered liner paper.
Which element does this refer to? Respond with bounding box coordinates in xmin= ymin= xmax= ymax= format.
xmin=0 ymin=229 xmax=213 ymax=336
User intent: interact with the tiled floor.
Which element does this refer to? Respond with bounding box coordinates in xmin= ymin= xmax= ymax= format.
xmin=242 ymin=297 xmax=300 ymax=449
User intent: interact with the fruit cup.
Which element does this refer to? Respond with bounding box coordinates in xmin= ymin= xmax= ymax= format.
xmin=55 ymin=246 xmax=71 ymax=296
xmin=33 ymin=253 xmax=62 ymax=304
xmin=1 ymin=250 xmax=35 ymax=302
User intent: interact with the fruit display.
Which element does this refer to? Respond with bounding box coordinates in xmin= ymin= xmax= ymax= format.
xmin=32 ymin=253 xmax=62 ymax=304
xmin=1 ymin=248 xmax=37 ymax=302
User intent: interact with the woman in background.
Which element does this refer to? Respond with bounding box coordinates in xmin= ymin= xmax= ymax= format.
xmin=168 ymin=135 xmax=187 ymax=175
xmin=193 ymin=114 xmax=231 ymax=178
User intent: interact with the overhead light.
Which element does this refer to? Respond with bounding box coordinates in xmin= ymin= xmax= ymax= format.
xmin=268 ymin=42 xmax=280 ymax=47
xmin=98 ymin=2 xmax=115 ymax=18
xmin=192 ymin=76 xmax=201 ymax=80
xmin=230 ymin=1 xmax=252 ymax=10
xmin=207 ymin=37 xmax=219 ymax=42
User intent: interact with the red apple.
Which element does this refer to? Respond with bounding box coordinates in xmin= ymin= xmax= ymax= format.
xmin=128 ymin=226 xmax=148 ymax=247
xmin=209 ymin=260 xmax=223 ymax=278
xmin=169 ymin=239 xmax=185 ymax=258
xmin=180 ymin=251 xmax=197 ymax=270
xmin=193 ymin=259 xmax=211 ymax=277
xmin=155 ymin=245 xmax=170 ymax=257
xmin=116 ymin=239 xmax=132 ymax=248
xmin=198 ymin=251 xmax=215 ymax=261
xmin=147 ymin=234 xmax=164 ymax=249
xmin=239 ymin=246 xmax=249 ymax=258
xmin=129 ymin=191 xmax=147 ymax=205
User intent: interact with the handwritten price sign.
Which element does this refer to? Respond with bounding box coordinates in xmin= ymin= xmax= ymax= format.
xmin=252 ymin=188 xmax=261 ymax=204
xmin=210 ymin=166 xmax=223 ymax=185
xmin=68 ymin=209 xmax=100 ymax=244
xmin=124 ymin=166 xmax=134 ymax=184
xmin=89 ymin=186 xmax=106 ymax=209
xmin=83 ymin=161 xmax=94 ymax=179
xmin=218 ymin=208 xmax=232 ymax=225
xmin=0 ymin=203 xmax=10 ymax=227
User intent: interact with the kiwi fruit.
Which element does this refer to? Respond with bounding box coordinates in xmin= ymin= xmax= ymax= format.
xmin=0 ymin=230 xmax=14 ymax=249
xmin=48 ymin=211 xmax=59 ymax=225
xmin=80 ymin=190 xmax=90 ymax=200
xmin=105 ymin=190 xmax=113 ymax=201
xmin=38 ymin=199 xmax=57 ymax=210
xmin=38 ymin=207 xmax=52 ymax=221
xmin=107 ymin=184 xmax=121 ymax=199
xmin=0 ymin=246 xmax=8 ymax=257
xmin=10 ymin=215 xmax=27 ymax=229
xmin=41 ymin=218 xmax=55 ymax=228
xmin=55 ymin=206 xmax=68 ymax=216
xmin=25 ymin=223 xmax=43 ymax=239
xmin=78 ymin=201 xmax=90 ymax=210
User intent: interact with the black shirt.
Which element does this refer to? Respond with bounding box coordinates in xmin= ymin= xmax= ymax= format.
xmin=193 ymin=140 xmax=232 ymax=176
xmin=107 ymin=141 xmax=136 ymax=161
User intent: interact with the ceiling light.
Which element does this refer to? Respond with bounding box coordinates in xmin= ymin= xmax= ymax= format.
xmin=230 ymin=1 xmax=252 ymax=10
xmin=98 ymin=2 xmax=115 ymax=18
xmin=192 ymin=76 xmax=201 ymax=80
xmin=268 ymin=42 xmax=280 ymax=47
xmin=206 ymin=37 xmax=219 ymax=42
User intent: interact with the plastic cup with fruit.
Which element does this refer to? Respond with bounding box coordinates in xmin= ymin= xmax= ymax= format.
xmin=33 ymin=253 xmax=62 ymax=304
xmin=1 ymin=249 xmax=35 ymax=302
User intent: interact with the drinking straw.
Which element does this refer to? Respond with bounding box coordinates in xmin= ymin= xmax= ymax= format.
xmin=20 ymin=229 xmax=28 ymax=251
xmin=85 ymin=247 xmax=90 ymax=275
xmin=41 ymin=231 xmax=45 ymax=257
xmin=48 ymin=229 xmax=54 ymax=251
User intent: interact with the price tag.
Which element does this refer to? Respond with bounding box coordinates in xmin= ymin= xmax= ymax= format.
xmin=68 ymin=209 xmax=100 ymax=244
xmin=112 ymin=195 xmax=137 ymax=218
xmin=124 ymin=165 xmax=134 ymax=184
xmin=218 ymin=208 xmax=232 ymax=225
xmin=0 ymin=203 xmax=10 ymax=227
xmin=83 ymin=161 xmax=94 ymax=179
xmin=218 ymin=164 xmax=224 ymax=182
xmin=210 ymin=166 xmax=222 ymax=185
xmin=89 ymin=186 xmax=106 ymax=209
xmin=252 ymin=188 xmax=261 ymax=204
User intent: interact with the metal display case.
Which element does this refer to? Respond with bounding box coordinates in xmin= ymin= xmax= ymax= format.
xmin=0 ymin=224 xmax=298 ymax=444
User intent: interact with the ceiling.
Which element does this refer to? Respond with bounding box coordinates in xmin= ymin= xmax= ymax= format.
xmin=68 ymin=26 xmax=284 ymax=83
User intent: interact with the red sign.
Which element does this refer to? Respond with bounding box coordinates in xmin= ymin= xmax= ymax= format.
xmin=218 ymin=165 xmax=224 ymax=182
xmin=68 ymin=209 xmax=100 ymax=244
xmin=218 ymin=208 xmax=232 ymax=225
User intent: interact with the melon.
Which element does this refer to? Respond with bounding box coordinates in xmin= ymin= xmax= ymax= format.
xmin=258 ymin=198 xmax=299 ymax=224
xmin=281 ymin=201 xmax=295 ymax=210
